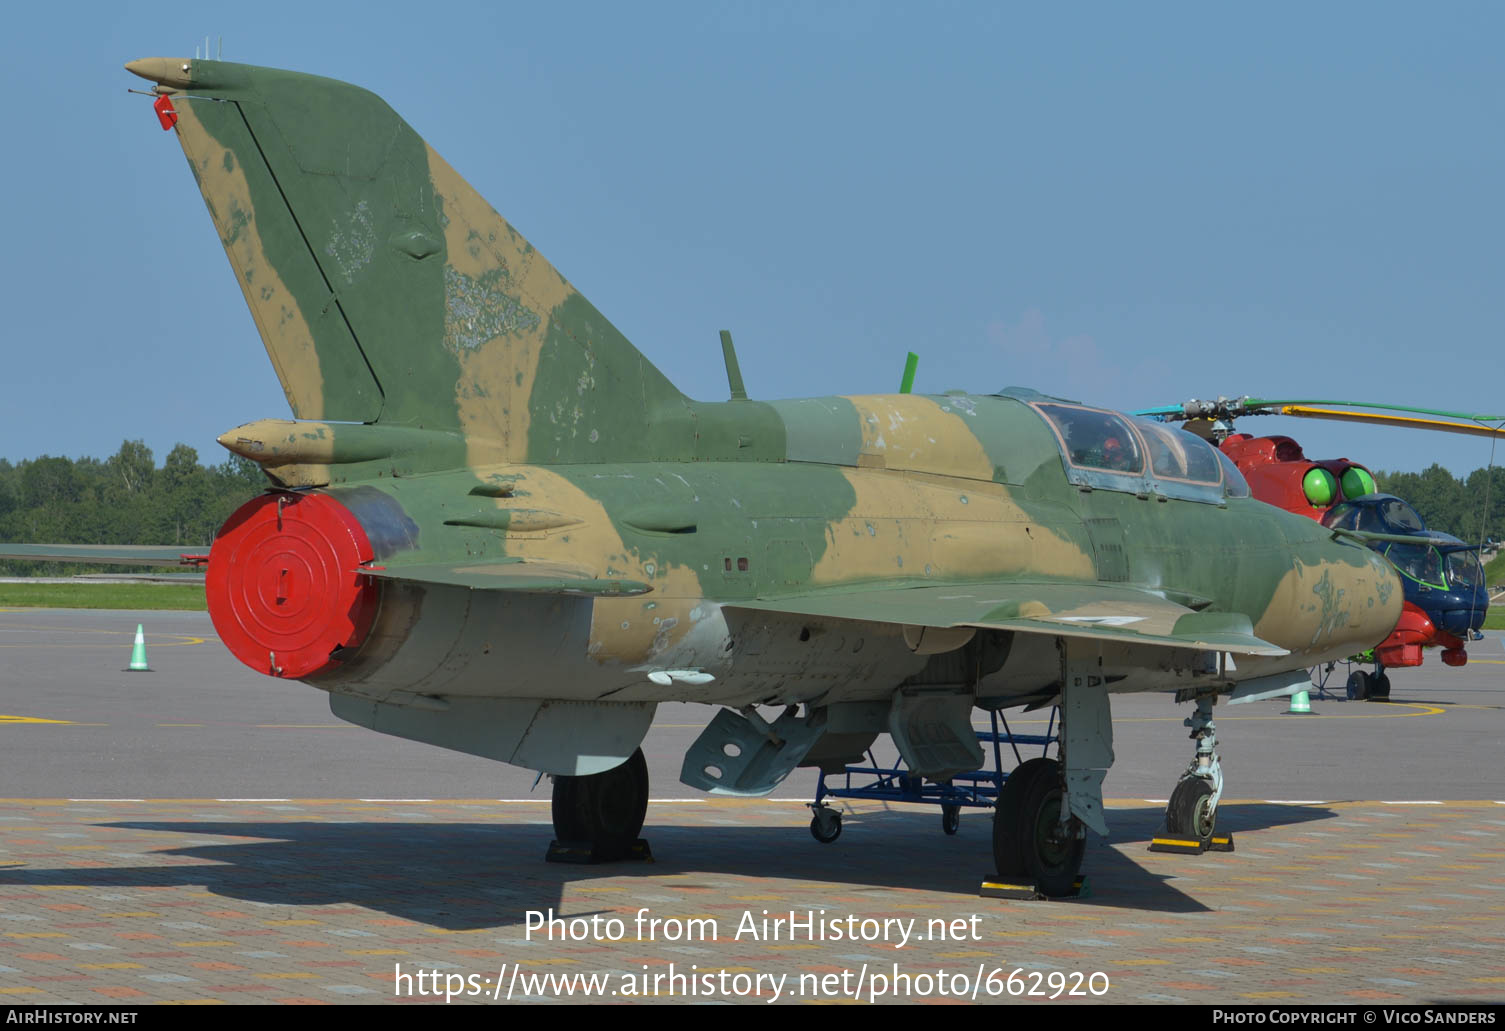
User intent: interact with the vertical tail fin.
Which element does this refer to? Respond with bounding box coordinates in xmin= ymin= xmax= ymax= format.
xmin=130 ymin=58 xmax=687 ymax=463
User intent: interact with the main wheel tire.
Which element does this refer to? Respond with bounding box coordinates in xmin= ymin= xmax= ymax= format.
xmin=549 ymin=749 xmax=649 ymax=859
xmin=992 ymin=757 xmax=1055 ymax=877
xmin=1368 ymin=671 xmax=1391 ymax=701
xmin=1166 ymin=777 xmax=1217 ymax=839
xmin=1346 ymin=670 xmax=1370 ymax=701
xmin=1018 ymin=765 xmax=1086 ymax=897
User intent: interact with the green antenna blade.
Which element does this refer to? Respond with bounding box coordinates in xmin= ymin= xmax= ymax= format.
xmin=899 ymin=352 xmax=919 ymax=394
xmin=720 ymin=330 xmax=747 ymax=401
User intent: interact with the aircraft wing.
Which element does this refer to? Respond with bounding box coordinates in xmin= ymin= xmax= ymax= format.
xmin=0 ymin=544 xmax=208 ymax=567
xmin=359 ymin=560 xmax=652 ymax=597
xmin=730 ymin=581 xmax=1287 ymax=656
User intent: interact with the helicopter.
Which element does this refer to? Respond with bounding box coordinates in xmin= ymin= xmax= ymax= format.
xmin=1136 ymin=397 xmax=1499 ymax=697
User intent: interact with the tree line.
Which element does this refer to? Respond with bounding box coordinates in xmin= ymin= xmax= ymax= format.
xmin=0 ymin=441 xmax=264 ymax=575
xmin=1374 ymin=465 xmax=1505 ymax=547
xmin=0 ymin=443 xmax=1501 ymax=575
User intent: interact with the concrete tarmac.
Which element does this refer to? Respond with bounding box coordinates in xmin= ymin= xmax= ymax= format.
xmin=0 ymin=608 xmax=1500 ymax=1006
xmin=1 ymin=609 xmax=1500 ymax=803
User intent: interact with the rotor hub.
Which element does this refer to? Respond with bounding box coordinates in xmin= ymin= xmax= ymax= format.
xmin=206 ymin=492 xmax=379 ymax=679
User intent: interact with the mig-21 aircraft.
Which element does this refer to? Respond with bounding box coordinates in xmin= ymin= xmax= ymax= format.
xmin=11 ymin=57 xmax=1407 ymax=896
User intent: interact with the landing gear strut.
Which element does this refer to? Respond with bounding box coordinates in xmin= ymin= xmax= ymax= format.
xmin=1165 ymin=693 xmax=1222 ymax=840
xmin=549 ymin=749 xmax=650 ymax=862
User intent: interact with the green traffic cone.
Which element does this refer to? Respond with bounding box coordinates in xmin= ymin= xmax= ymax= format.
xmin=1284 ymin=688 xmax=1313 ymax=715
xmin=127 ymin=624 xmax=151 ymax=672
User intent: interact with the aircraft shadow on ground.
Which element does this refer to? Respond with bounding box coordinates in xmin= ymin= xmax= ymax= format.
xmin=0 ymin=804 xmax=1336 ymax=931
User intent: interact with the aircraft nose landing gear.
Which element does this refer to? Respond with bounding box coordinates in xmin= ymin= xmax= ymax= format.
xmin=1150 ymin=693 xmax=1235 ymax=855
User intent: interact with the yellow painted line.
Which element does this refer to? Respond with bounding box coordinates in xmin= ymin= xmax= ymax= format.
xmin=254 ymin=724 xmax=353 ymax=729
xmin=1112 ymin=702 xmax=1447 ymax=722
xmin=0 ymin=622 xmax=210 ymax=647
xmin=0 ymin=715 xmax=74 ymax=724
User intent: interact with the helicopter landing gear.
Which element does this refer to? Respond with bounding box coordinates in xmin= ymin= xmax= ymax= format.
xmin=1346 ymin=666 xmax=1391 ymax=702
xmin=548 ymin=749 xmax=651 ymax=862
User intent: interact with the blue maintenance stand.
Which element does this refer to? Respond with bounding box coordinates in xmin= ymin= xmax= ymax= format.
xmin=807 ymin=708 xmax=1059 ymax=842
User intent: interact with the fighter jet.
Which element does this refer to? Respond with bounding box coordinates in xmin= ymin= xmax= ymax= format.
xmin=31 ymin=58 xmax=1410 ymax=894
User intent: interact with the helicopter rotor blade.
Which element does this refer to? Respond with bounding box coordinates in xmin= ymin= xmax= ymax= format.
xmin=1274 ymin=405 xmax=1505 ymax=439
xmin=1137 ymin=396 xmax=1505 ymax=429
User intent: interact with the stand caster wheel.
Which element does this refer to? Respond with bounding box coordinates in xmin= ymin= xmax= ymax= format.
xmin=810 ymin=807 xmax=842 ymax=843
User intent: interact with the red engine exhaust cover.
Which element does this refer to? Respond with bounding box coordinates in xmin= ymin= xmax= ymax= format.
xmin=206 ymin=492 xmax=379 ymax=679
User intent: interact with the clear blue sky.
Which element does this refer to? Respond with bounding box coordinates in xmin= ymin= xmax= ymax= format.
xmin=2 ymin=1 xmax=1500 ymax=475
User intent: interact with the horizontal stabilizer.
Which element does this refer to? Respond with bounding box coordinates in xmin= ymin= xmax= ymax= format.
xmin=359 ymin=560 xmax=651 ymax=597
xmin=0 ymin=544 xmax=208 ymax=567
xmin=731 ymin=581 xmax=1286 ymax=656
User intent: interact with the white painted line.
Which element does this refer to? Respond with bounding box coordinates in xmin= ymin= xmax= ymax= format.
xmin=1263 ymin=800 xmax=1328 ymax=805
xmin=67 ymin=799 xmax=144 ymax=802
xmin=1143 ymin=798 xmax=1169 ymax=804
xmin=357 ymin=799 xmax=434 ymax=803
xmin=1381 ymin=800 xmax=1443 ymax=805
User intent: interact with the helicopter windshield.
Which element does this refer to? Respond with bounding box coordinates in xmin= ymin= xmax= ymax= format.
xmin=1378 ymin=498 xmax=1425 ymax=533
xmin=1385 ymin=543 xmax=1445 ymax=590
xmin=1322 ymin=496 xmax=1427 ymax=535
xmin=1444 ymin=549 xmax=1484 ymax=590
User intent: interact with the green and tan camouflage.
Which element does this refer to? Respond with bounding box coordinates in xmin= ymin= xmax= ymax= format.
xmin=34 ymin=57 xmax=1416 ymax=888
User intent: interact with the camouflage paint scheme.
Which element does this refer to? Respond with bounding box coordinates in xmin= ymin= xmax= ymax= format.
xmin=114 ymin=59 xmax=1402 ymax=802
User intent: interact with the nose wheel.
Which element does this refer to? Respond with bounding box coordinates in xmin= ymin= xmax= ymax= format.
xmin=1166 ymin=776 xmax=1217 ymax=839
xmin=1150 ymin=692 xmax=1235 ymax=855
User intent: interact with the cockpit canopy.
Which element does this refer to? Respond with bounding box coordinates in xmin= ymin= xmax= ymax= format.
xmin=1030 ymin=402 xmax=1248 ymax=504
xmin=1320 ymin=494 xmax=1426 ymax=536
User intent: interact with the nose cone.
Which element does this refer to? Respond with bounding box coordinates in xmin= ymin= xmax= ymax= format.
xmin=1255 ymin=541 xmax=1404 ymax=663
xmin=125 ymin=57 xmax=192 ymax=89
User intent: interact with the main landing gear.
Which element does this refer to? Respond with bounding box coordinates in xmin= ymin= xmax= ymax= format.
xmin=548 ymin=748 xmax=651 ymax=863
xmin=991 ymin=757 xmax=1086 ymax=898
